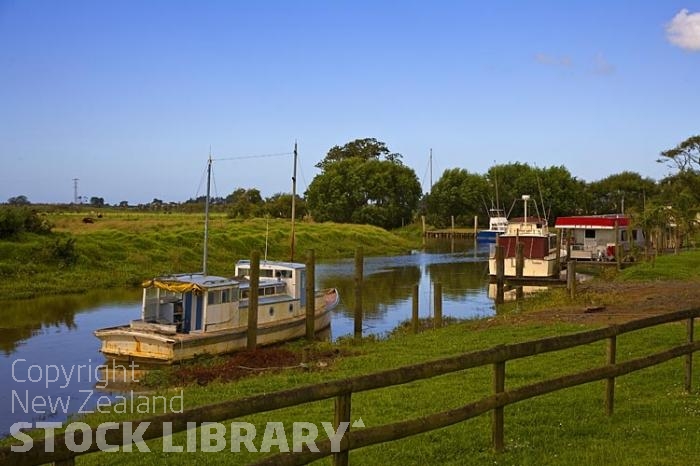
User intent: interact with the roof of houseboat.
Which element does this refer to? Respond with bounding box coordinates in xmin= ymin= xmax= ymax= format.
xmin=554 ymin=214 xmax=629 ymax=229
xmin=236 ymin=260 xmax=306 ymax=270
xmin=142 ymin=273 xmax=239 ymax=293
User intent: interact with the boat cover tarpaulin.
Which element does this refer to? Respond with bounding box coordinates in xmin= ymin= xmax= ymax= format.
xmin=142 ymin=279 xmax=206 ymax=294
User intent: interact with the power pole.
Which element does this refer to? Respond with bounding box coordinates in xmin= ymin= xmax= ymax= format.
xmin=72 ymin=178 xmax=79 ymax=204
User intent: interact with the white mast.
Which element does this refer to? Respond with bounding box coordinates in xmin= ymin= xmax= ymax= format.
xmin=202 ymin=152 xmax=212 ymax=275
xmin=290 ymin=141 xmax=297 ymax=261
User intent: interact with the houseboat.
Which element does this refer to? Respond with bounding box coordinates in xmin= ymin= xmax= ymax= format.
xmin=476 ymin=207 xmax=509 ymax=243
xmin=94 ymin=261 xmax=339 ymax=364
xmin=554 ymin=214 xmax=644 ymax=261
xmin=488 ymin=195 xmax=564 ymax=278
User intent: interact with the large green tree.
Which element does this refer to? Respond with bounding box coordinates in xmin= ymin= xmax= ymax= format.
xmin=586 ymin=171 xmax=659 ymax=215
xmin=306 ymin=139 xmax=421 ymax=229
xmin=658 ymin=135 xmax=700 ymax=172
xmin=425 ymin=168 xmax=488 ymax=228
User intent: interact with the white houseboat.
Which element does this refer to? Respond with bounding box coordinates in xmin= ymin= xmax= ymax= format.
xmin=476 ymin=207 xmax=509 ymax=243
xmin=554 ymin=214 xmax=644 ymax=261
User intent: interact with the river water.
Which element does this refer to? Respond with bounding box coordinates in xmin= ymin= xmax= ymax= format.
xmin=0 ymin=240 xmax=495 ymax=437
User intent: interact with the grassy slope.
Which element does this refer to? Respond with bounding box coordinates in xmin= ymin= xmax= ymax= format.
xmin=0 ymin=213 xmax=418 ymax=300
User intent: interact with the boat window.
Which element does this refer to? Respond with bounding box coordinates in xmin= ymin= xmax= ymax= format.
xmin=621 ymin=230 xmax=627 ymax=242
xmin=238 ymin=268 xmax=249 ymax=277
xmin=269 ymin=307 xmax=275 ymax=316
xmin=632 ymin=230 xmax=639 ymax=241
xmin=241 ymin=289 xmax=249 ymax=299
xmin=276 ymin=270 xmax=292 ymax=278
xmin=208 ymin=291 xmax=221 ymax=305
xmin=276 ymin=285 xmax=286 ymax=294
xmin=221 ymin=289 xmax=230 ymax=303
xmin=584 ymin=229 xmax=596 ymax=239
xmin=260 ymin=269 xmax=274 ymax=278
xmin=289 ymin=303 xmax=294 ymax=313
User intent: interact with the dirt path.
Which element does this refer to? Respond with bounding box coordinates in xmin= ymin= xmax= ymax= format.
xmin=500 ymin=279 xmax=700 ymax=326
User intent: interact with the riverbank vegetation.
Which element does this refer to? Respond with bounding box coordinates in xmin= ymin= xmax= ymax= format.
xmin=0 ymin=211 xmax=418 ymax=300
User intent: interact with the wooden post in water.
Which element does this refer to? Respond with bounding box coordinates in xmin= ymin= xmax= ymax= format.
xmin=474 ymin=215 xmax=479 ymax=250
xmin=515 ymin=241 xmax=524 ymax=300
xmin=605 ymin=334 xmax=617 ymax=416
xmin=354 ymin=248 xmax=364 ymax=340
xmin=686 ymin=317 xmax=695 ymax=393
xmin=567 ymin=260 xmax=577 ymax=299
xmin=495 ymin=245 xmax=505 ymax=305
xmin=333 ymin=393 xmax=352 ymax=466
xmin=434 ymin=283 xmax=442 ymax=329
xmin=412 ymin=284 xmax=419 ymax=334
xmin=247 ymin=250 xmax=260 ymax=350
xmin=305 ymin=249 xmax=316 ymax=341
xmin=492 ymin=359 xmax=506 ymax=452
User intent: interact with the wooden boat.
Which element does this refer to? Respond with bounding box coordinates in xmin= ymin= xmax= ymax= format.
xmin=488 ymin=195 xmax=564 ymax=278
xmin=95 ymin=152 xmax=339 ymax=363
xmin=94 ymin=261 xmax=338 ymax=363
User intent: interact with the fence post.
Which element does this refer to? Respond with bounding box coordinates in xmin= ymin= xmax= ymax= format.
xmin=247 ymin=250 xmax=260 ymax=350
xmin=306 ymin=249 xmax=316 ymax=341
xmin=412 ymin=284 xmax=419 ymax=334
xmin=495 ymin=245 xmax=505 ymax=305
xmin=686 ymin=317 xmax=695 ymax=393
xmin=434 ymin=283 xmax=442 ymax=329
xmin=333 ymin=393 xmax=352 ymax=466
xmin=492 ymin=360 xmax=506 ymax=452
xmin=605 ymin=334 xmax=617 ymax=416
xmin=354 ymin=247 xmax=364 ymax=341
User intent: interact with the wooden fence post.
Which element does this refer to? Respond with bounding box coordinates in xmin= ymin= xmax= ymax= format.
xmin=492 ymin=360 xmax=506 ymax=452
xmin=354 ymin=248 xmax=364 ymax=341
xmin=555 ymin=229 xmax=562 ymax=275
xmin=434 ymin=283 xmax=442 ymax=329
xmin=247 ymin=250 xmax=260 ymax=350
xmin=306 ymin=249 xmax=316 ymax=341
xmin=495 ymin=245 xmax=505 ymax=305
xmin=614 ymin=219 xmax=621 ymax=270
xmin=605 ymin=334 xmax=617 ymax=416
xmin=412 ymin=284 xmax=419 ymax=334
xmin=333 ymin=393 xmax=352 ymax=466
xmin=686 ymin=317 xmax=695 ymax=393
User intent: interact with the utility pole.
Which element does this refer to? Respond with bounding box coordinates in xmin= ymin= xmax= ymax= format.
xmin=72 ymin=178 xmax=79 ymax=204
xmin=290 ymin=141 xmax=298 ymax=261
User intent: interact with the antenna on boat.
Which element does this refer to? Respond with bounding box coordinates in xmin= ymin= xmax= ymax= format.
xmin=290 ymin=141 xmax=298 ymax=262
xmin=203 ymin=149 xmax=212 ymax=276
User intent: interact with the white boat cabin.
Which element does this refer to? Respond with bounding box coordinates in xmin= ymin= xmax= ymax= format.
xmin=554 ymin=215 xmax=644 ymax=261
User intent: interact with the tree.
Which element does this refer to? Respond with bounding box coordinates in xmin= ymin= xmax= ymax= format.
xmin=264 ymin=193 xmax=307 ymax=219
xmin=586 ymin=171 xmax=659 ymax=215
xmin=89 ymin=197 xmax=105 ymax=207
xmin=658 ymin=135 xmax=700 ymax=172
xmin=226 ymin=188 xmax=264 ymax=218
xmin=306 ymin=139 xmax=421 ymax=229
xmin=7 ymin=195 xmax=30 ymax=206
xmin=425 ymin=168 xmax=488 ymax=228
xmin=315 ymin=138 xmax=402 ymax=171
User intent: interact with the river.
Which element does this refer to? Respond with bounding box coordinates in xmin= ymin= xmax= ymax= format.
xmin=0 ymin=240 xmax=495 ymax=437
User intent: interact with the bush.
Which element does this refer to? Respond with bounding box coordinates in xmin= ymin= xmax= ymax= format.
xmin=48 ymin=237 xmax=78 ymax=267
xmin=0 ymin=207 xmax=52 ymax=238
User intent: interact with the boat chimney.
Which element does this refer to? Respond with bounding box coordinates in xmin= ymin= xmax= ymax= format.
xmin=522 ymin=195 xmax=530 ymax=224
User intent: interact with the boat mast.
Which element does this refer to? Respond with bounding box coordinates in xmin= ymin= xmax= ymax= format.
xmin=203 ymin=152 xmax=212 ymax=275
xmin=290 ymin=141 xmax=297 ymax=261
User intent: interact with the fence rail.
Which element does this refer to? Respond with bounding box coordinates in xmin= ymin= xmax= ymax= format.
xmin=1 ymin=308 xmax=697 ymax=466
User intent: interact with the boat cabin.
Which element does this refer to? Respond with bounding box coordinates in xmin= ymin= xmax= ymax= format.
xmin=139 ymin=274 xmax=240 ymax=334
xmin=554 ymin=214 xmax=644 ymax=261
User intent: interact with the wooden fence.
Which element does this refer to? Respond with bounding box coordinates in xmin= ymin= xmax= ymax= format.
xmin=1 ymin=308 xmax=697 ymax=466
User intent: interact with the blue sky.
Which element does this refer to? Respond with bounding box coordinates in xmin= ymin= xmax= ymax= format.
xmin=1 ymin=1 xmax=699 ymax=205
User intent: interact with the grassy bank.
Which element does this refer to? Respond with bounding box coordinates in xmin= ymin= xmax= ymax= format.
xmin=5 ymin=318 xmax=697 ymax=465
xmin=0 ymin=212 xmax=420 ymax=300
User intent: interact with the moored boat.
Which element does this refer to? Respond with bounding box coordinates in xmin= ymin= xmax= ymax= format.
xmin=476 ymin=207 xmax=508 ymax=243
xmin=488 ymin=195 xmax=565 ymax=278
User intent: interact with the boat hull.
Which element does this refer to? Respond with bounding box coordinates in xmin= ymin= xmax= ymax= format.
xmin=95 ymin=289 xmax=338 ymax=364
xmin=476 ymin=230 xmax=501 ymax=243
xmin=488 ymin=255 xmax=560 ymax=278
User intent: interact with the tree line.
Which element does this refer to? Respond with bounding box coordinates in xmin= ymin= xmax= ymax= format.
xmin=5 ymin=136 xmax=700 ymax=237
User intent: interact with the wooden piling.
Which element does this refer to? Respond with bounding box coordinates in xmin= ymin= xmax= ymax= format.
xmin=412 ymin=284 xmax=419 ymax=334
xmin=515 ymin=242 xmax=524 ymax=300
xmin=247 ymin=250 xmax=260 ymax=350
xmin=354 ymin=247 xmax=364 ymax=340
xmin=567 ymin=260 xmax=577 ymax=299
xmin=555 ymin=229 xmax=562 ymax=274
xmin=495 ymin=245 xmax=505 ymax=305
xmin=305 ymin=249 xmax=316 ymax=341
xmin=605 ymin=334 xmax=617 ymax=416
xmin=614 ymin=219 xmax=621 ymax=270
xmin=686 ymin=317 xmax=694 ymax=393
xmin=434 ymin=283 xmax=442 ymax=329
xmin=566 ymin=229 xmax=572 ymax=263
